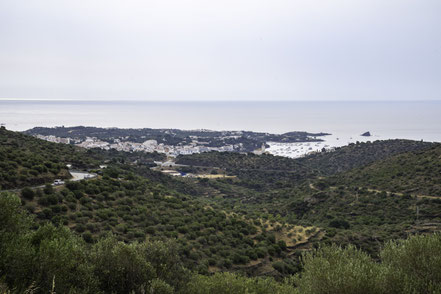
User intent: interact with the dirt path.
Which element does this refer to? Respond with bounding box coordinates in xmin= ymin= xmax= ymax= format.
xmin=365 ymin=188 xmax=440 ymax=200
xmin=308 ymin=182 xmax=440 ymax=200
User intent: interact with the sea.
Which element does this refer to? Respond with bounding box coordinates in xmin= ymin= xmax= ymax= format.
xmin=1 ymin=100 xmax=440 ymax=158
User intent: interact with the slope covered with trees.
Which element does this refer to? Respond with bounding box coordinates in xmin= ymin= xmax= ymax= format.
xmin=176 ymin=140 xmax=434 ymax=190
xmin=0 ymin=127 xmax=91 ymax=189
xmin=0 ymin=127 xmax=164 ymax=189
xmin=2 ymin=193 xmax=440 ymax=294
xmin=17 ymin=163 xmax=317 ymax=276
xmin=174 ymin=140 xmax=441 ymax=256
xmin=2 ymin=129 xmax=441 ymax=293
xmin=332 ymin=143 xmax=441 ymax=196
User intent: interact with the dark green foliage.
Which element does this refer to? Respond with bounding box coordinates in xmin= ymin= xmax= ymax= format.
xmin=14 ymin=172 xmax=287 ymax=272
xmin=380 ymin=234 xmax=441 ymax=294
xmin=176 ymin=140 xmax=434 ymax=190
xmin=91 ymin=236 xmax=155 ymax=293
xmin=3 ymin=193 xmax=441 ymax=293
xmin=174 ymin=143 xmax=441 ymax=257
xmin=294 ymin=244 xmax=383 ymax=294
xmin=21 ymin=187 xmax=35 ymax=200
xmin=293 ymin=234 xmax=441 ymax=294
xmin=0 ymin=193 xmax=98 ymax=293
xmin=334 ymin=144 xmax=441 ymax=196
xmin=3 ymin=124 xmax=441 ymax=293
xmin=0 ymin=192 xmax=187 ymax=294
xmin=183 ymin=272 xmax=295 ymax=294
xmin=0 ymin=128 xmax=165 ymax=189
xmin=0 ymin=128 xmax=90 ymax=189
xmin=329 ymin=219 xmax=350 ymax=229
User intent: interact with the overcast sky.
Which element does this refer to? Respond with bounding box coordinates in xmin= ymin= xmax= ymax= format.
xmin=0 ymin=0 xmax=440 ymax=101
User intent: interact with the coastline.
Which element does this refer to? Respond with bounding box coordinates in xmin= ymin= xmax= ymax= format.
xmin=266 ymin=131 xmax=437 ymax=159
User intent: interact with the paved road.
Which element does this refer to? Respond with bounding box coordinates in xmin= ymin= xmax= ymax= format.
xmin=0 ymin=171 xmax=97 ymax=193
xmin=70 ymin=171 xmax=97 ymax=181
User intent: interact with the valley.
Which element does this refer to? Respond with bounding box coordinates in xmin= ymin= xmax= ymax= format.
xmin=1 ymin=126 xmax=441 ymax=293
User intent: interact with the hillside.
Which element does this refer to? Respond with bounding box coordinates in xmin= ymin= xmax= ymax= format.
xmin=176 ymin=140 xmax=434 ymax=188
xmin=19 ymin=167 xmax=319 ymax=276
xmin=0 ymin=129 xmax=315 ymax=276
xmin=2 ymin=128 xmax=441 ymax=279
xmin=331 ymin=144 xmax=441 ymax=196
xmin=280 ymin=183 xmax=441 ymax=255
xmin=4 ymin=192 xmax=440 ymax=294
xmin=297 ymin=139 xmax=435 ymax=174
xmin=174 ymin=140 xmax=441 ymax=255
xmin=0 ymin=127 xmax=94 ymax=189
xmin=0 ymin=127 xmax=165 ymax=189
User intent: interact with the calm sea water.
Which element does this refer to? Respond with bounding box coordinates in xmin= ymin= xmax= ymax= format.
xmin=1 ymin=100 xmax=441 ymax=142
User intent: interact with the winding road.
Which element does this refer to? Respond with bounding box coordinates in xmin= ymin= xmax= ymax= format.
xmin=0 ymin=171 xmax=97 ymax=193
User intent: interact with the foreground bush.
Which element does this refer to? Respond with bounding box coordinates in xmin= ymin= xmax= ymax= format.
xmin=293 ymin=244 xmax=383 ymax=294
xmin=183 ymin=272 xmax=295 ymax=294
xmin=2 ymin=192 xmax=441 ymax=293
xmin=294 ymin=234 xmax=441 ymax=294
xmin=381 ymin=234 xmax=441 ymax=294
xmin=0 ymin=192 xmax=186 ymax=294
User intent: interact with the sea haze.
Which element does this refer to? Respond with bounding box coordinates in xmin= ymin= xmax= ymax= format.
xmin=1 ymin=100 xmax=441 ymax=143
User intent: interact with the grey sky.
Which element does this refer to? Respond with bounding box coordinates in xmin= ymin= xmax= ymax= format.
xmin=0 ymin=0 xmax=440 ymax=101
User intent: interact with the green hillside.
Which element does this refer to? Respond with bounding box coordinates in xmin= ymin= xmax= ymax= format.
xmin=2 ymin=128 xmax=441 ymax=293
xmin=0 ymin=127 xmax=164 ymax=189
xmin=0 ymin=129 xmax=314 ymax=276
xmin=174 ymin=140 xmax=441 ymax=255
xmin=0 ymin=127 xmax=93 ymax=189
xmin=175 ymin=140 xmax=434 ymax=191
xmin=332 ymin=144 xmax=441 ymax=196
xmin=2 ymin=192 xmax=440 ymax=294
xmin=21 ymin=168 xmax=317 ymax=275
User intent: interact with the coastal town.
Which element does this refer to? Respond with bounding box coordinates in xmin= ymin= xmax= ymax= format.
xmin=34 ymin=133 xmax=241 ymax=157
xmin=34 ymin=132 xmax=341 ymax=159
xmin=27 ymin=126 xmax=332 ymax=158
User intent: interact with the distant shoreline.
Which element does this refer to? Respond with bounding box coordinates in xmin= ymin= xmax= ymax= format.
xmin=2 ymin=100 xmax=441 ymax=142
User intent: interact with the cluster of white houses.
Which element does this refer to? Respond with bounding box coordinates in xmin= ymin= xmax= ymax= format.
xmin=35 ymin=135 xmax=240 ymax=157
xmin=35 ymin=134 xmax=72 ymax=144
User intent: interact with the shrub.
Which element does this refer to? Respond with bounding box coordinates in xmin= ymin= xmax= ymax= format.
xmin=43 ymin=184 xmax=54 ymax=194
xmin=294 ymin=244 xmax=383 ymax=294
xmin=380 ymin=233 xmax=441 ymax=294
xmin=183 ymin=272 xmax=295 ymax=294
xmin=21 ymin=187 xmax=35 ymax=200
xmin=91 ymin=236 xmax=155 ymax=293
xmin=329 ymin=219 xmax=350 ymax=229
xmin=29 ymin=224 xmax=97 ymax=292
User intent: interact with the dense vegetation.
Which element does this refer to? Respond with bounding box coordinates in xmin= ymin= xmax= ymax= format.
xmin=177 ymin=139 xmax=434 ymax=182
xmin=0 ymin=127 xmax=164 ymax=189
xmin=2 ymin=129 xmax=441 ymax=292
xmin=0 ymin=127 xmax=91 ymax=189
xmin=297 ymin=139 xmax=435 ymax=174
xmin=2 ymin=193 xmax=440 ymax=293
xmin=174 ymin=140 xmax=441 ymax=255
xmin=19 ymin=168 xmax=314 ymax=275
xmin=333 ymin=144 xmax=441 ymax=196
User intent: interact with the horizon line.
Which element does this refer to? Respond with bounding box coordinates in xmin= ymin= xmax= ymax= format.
xmin=1 ymin=98 xmax=441 ymax=102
